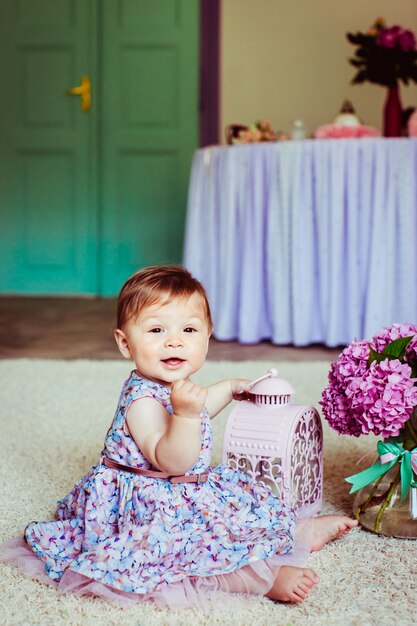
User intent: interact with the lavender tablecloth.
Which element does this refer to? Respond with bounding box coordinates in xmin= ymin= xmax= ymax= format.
xmin=183 ymin=138 xmax=417 ymax=347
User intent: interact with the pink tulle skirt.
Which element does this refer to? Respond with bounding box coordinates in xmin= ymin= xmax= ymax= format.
xmin=0 ymin=520 xmax=312 ymax=610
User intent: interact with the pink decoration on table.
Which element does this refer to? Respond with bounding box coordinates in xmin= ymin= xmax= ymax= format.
xmin=222 ymin=370 xmax=323 ymax=518
xmin=314 ymin=124 xmax=380 ymax=140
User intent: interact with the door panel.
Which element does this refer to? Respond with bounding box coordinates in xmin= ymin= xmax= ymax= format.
xmin=0 ymin=0 xmax=98 ymax=294
xmin=117 ymin=151 xmax=177 ymax=265
xmin=15 ymin=0 xmax=75 ymax=26
xmin=21 ymin=153 xmax=75 ymax=267
xmin=121 ymin=46 xmax=178 ymax=127
xmin=99 ymin=0 xmax=199 ymax=295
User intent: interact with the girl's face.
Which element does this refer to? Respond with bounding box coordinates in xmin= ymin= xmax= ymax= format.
xmin=114 ymin=293 xmax=210 ymax=386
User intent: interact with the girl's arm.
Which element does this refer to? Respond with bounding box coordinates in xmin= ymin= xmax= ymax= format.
xmin=205 ymin=378 xmax=251 ymax=418
xmin=126 ymin=379 xmax=207 ymax=475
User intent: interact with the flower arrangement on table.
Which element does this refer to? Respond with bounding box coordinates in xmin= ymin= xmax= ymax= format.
xmin=320 ymin=323 xmax=417 ymax=536
xmin=225 ymin=120 xmax=290 ymax=145
xmin=346 ymin=18 xmax=417 ymax=136
xmin=347 ymin=18 xmax=417 ymax=87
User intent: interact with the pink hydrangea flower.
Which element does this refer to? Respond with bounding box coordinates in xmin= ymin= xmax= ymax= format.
xmin=345 ymin=359 xmax=417 ymax=437
xmin=371 ymin=322 xmax=417 ymax=353
xmin=321 ymin=384 xmax=363 ymax=436
xmin=320 ymin=324 xmax=417 ymax=439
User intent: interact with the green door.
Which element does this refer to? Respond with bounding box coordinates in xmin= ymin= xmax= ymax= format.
xmin=0 ymin=0 xmax=198 ymax=296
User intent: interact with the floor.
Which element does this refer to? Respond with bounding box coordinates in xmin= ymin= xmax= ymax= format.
xmin=0 ymin=296 xmax=342 ymax=361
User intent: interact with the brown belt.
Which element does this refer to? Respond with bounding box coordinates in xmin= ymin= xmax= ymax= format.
xmin=102 ymin=456 xmax=209 ymax=485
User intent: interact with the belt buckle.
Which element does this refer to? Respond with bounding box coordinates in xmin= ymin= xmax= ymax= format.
xmin=196 ymin=474 xmax=201 ymax=484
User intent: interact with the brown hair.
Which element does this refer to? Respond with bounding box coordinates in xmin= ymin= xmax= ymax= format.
xmin=116 ymin=265 xmax=213 ymax=332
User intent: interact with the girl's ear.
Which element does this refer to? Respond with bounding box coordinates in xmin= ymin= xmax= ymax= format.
xmin=114 ymin=329 xmax=132 ymax=359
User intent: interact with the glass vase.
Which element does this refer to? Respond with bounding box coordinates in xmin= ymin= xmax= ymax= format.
xmin=353 ymin=463 xmax=417 ymax=538
xmin=383 ymin=84 xmax=403 ymax=137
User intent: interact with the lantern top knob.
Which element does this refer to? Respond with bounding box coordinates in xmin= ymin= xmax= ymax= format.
xmin=242 ymin=369 xmax=295 ymax=408
xmin=247 ymin=369 xmax=295 ymax=398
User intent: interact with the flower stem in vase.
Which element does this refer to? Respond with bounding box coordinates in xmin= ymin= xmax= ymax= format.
xmin=354 ymin=473 xmax=384 ymax=519
xmin=352 ymin=464 xmax=416 ymax=537
xmin=374 ymin=471 xmax=401 ymax=533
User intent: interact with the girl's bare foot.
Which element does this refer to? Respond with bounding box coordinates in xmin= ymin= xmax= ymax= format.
xmin=310 ymin=515 xmax=358 ymax=552
xmin=265 ymin=566 xmax=319 ymax=603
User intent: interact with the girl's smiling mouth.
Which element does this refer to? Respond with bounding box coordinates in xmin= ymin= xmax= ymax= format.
xmin=162 ymin=358 xmax=186 ymax=368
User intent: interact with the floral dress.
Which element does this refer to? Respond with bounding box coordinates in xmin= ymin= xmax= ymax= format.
xmin=20 ymin=372 xmax=305 ymax=608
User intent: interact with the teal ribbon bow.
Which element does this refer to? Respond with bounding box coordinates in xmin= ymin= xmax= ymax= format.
xmin=345 ymin=439 xmax=417 ymax=502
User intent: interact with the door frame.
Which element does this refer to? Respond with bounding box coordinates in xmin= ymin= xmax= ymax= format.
xmin=199 ymin=0 xmax=220 ymax=146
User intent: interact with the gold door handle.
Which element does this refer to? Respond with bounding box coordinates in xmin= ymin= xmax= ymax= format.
xmin=67 ymin=75 xmax=91 ymax=112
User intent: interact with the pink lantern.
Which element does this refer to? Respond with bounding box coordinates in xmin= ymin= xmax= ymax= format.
xmin=222 ymin=371 xmax=323 ymax=517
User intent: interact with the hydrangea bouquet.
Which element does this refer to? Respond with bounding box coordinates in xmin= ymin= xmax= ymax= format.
xmin=320 ymin=323 xmax=417 ymax=535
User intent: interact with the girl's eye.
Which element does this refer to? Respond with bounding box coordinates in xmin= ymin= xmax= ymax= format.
xmin=150 ymin=328 xmax=163 ymax=333
xmin=184 ymin=327 xmax=196 ymax=333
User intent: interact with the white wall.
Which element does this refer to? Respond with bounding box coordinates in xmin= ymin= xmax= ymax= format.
xmin=220 ymin=0 xmax=417 ymax=139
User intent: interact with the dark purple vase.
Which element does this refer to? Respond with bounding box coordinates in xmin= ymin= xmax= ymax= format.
xmin=383 ymin=84 xmax=403 ymax=137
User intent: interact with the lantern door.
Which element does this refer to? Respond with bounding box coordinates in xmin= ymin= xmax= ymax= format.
xmin=287 ymin=406 xmax=323 ymax=516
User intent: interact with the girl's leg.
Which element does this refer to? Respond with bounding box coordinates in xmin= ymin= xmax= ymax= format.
xmin=309 ymin=515 xmax=358 ymax=552
xmin=265 ymin=566 xmax=319 ymax=603
xmin=265 ymin=515 xmax=358 ymax=603
xmin=216 ymin=515 xmax=357 ymax=604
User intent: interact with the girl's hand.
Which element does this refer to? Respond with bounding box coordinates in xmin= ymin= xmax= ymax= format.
xmin=170 ymin=379 xmax=208 ymax=418
xmin=230 ymin=379 xmax=252 ymax=401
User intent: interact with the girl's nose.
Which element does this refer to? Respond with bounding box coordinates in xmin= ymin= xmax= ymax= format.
xmin=166 ymin=334 xmax=183 ymax=348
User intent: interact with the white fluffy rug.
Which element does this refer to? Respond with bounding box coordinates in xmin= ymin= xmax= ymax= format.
xmin=0 ymin=359 xmax=416 ymax=626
